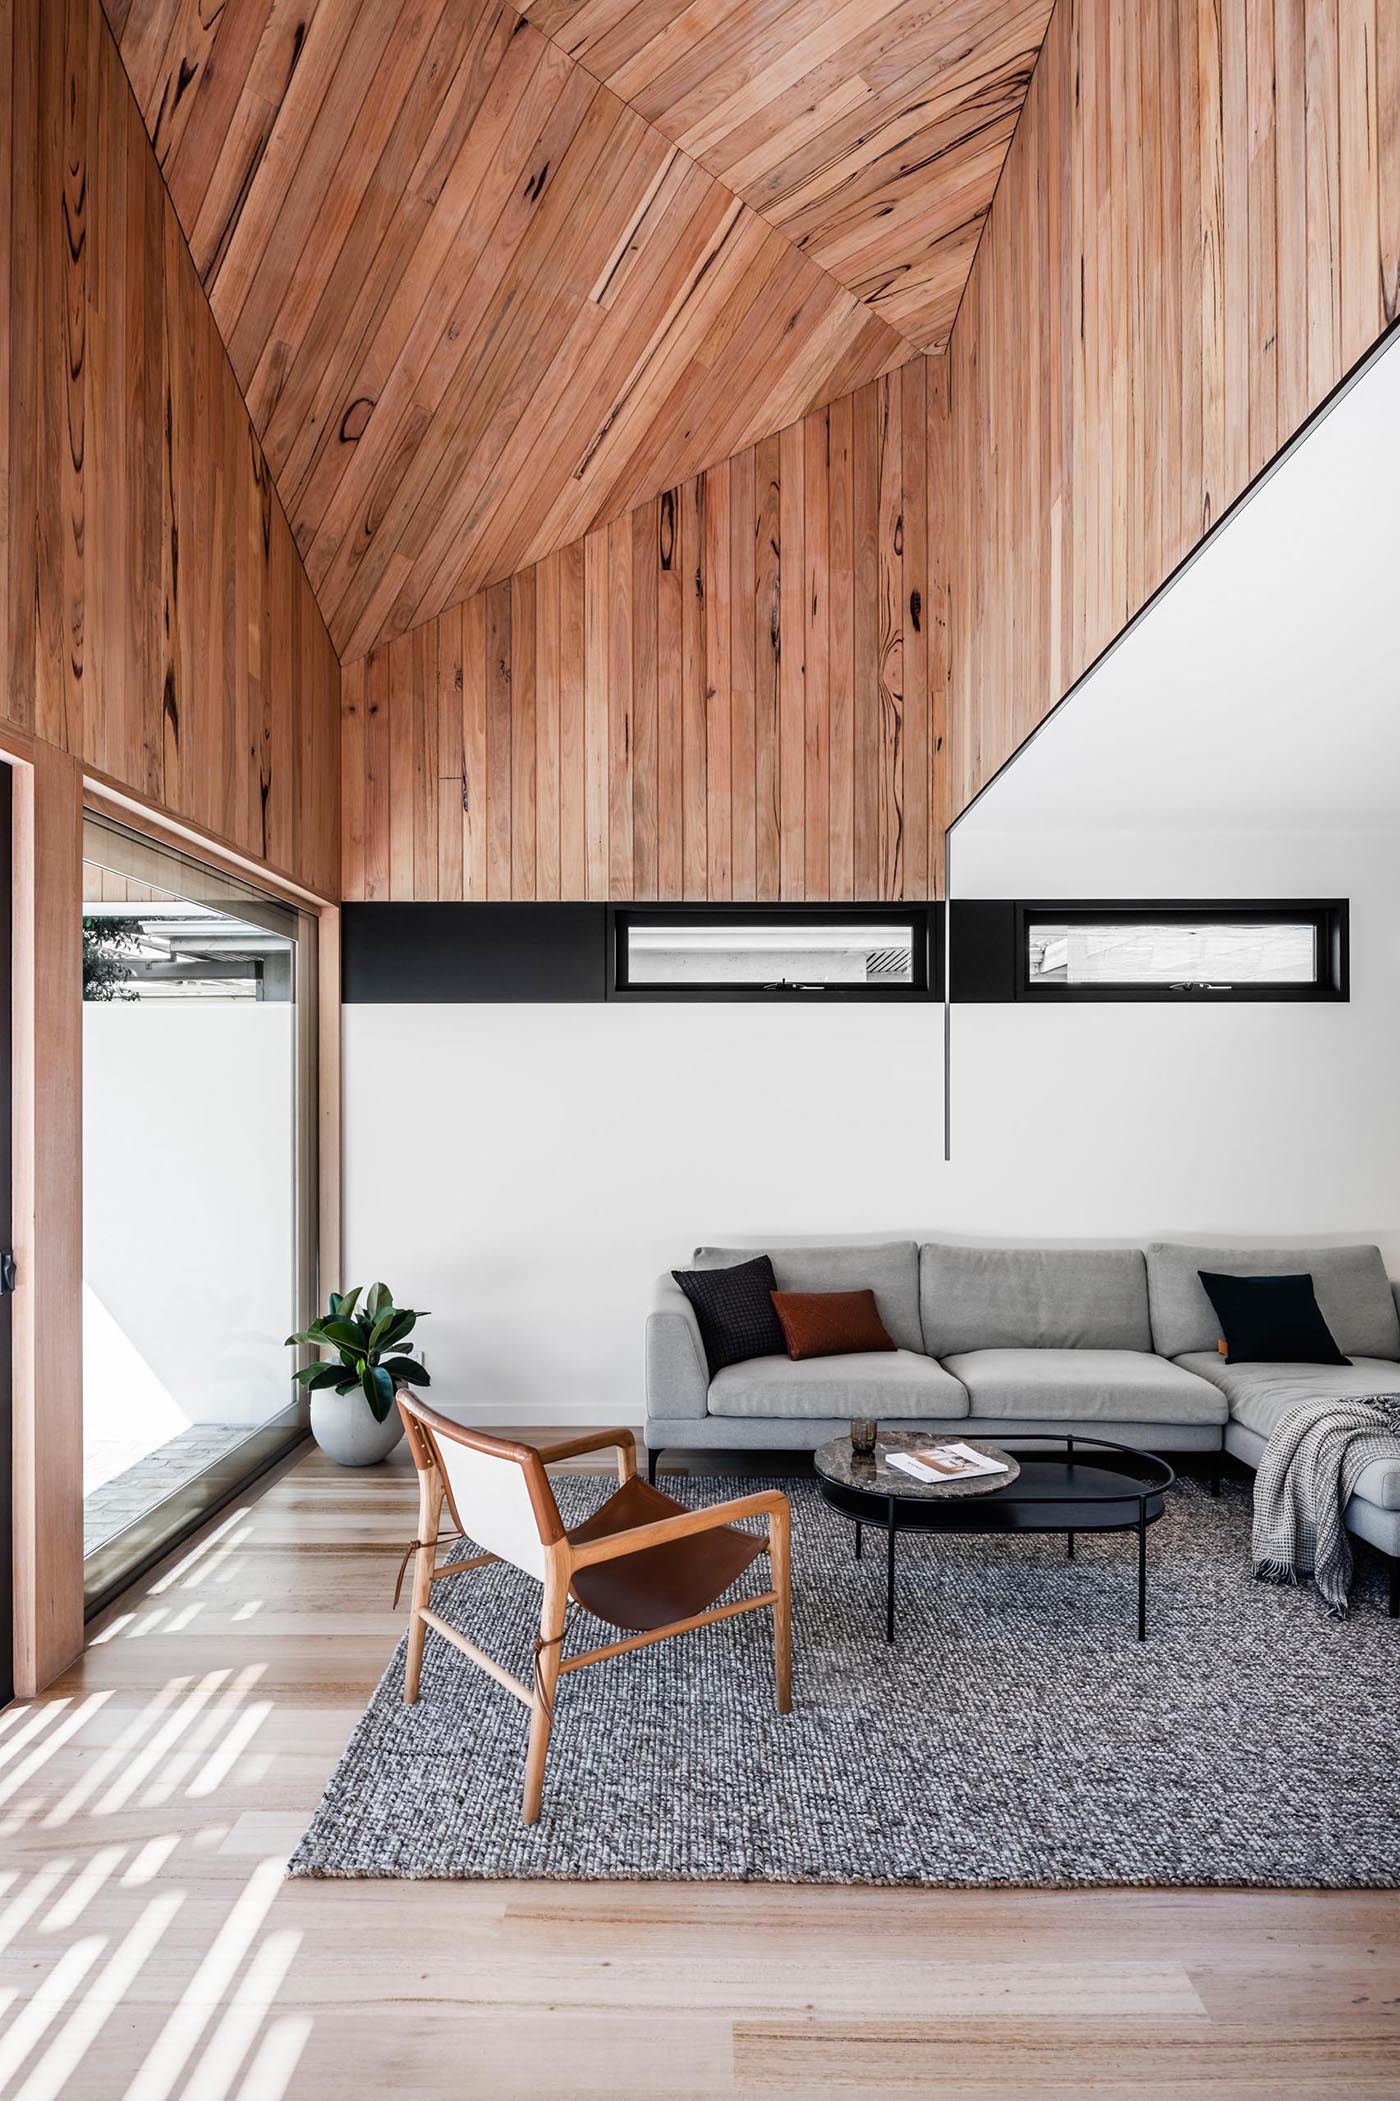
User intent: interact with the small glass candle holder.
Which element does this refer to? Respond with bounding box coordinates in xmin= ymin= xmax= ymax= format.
xmin=850 ymin=1417 xmax=877 ymax=1459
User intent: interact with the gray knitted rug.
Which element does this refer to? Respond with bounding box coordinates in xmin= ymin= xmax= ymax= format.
xmin=290 ymin=1474 xmax=1400 ymax=1887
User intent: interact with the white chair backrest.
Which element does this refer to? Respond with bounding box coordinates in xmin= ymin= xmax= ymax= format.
xmin=435 ymin=1438 xmax=546 ymax=1580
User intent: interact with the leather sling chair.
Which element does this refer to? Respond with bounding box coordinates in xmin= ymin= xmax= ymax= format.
xmin=396 ymin=1395 xmax=793 ymax=1824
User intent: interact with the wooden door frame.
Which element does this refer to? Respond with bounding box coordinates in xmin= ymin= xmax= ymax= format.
xmin=5 ymin=732 xmax=84 ymax=1695
xmin=4 ymin=729 xmax=341 ymax=1697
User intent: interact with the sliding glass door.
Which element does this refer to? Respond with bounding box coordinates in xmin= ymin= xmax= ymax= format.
xmin=81 ymin=816 xmax=318 ymax=1611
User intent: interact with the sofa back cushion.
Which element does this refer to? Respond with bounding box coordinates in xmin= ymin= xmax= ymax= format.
xmin=691 ymin=1241 xmax=922 ymax=1353
xmin=919 ymin=1242 xmax=1152 ymax=1356
xmin=1146 ymin=1241 xmax=1400 ymax=1361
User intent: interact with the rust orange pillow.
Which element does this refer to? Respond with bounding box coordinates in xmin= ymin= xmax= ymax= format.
xmin=770 ymin=1289 xmax=896 ymax=1361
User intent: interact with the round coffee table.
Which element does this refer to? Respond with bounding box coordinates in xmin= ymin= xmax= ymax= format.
xmin=813 ymin=1430 xmax=1174 ymax=1642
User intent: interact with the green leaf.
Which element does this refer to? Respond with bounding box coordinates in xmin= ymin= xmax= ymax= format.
xmin=366 ymin=1307 xmax=401 ymax=1357
xmin=319 ymin=1318 xmax=361 ymax=1350
xmin=366 ymin=1281 xmax=391 ymax=1322
xmin=383 ymin=1357 xmax=429 ymax=1388
xmin=284 ymin=1325 xmax=327 ymax=1348
xmin=378 ymin=1308 xmax=417 ymax=1351
xmin=338 ymin=1286 xmax=362 ymax=1319
xmin=296 ymin=1362 xmax=347 ymax=1391
xmin=361 ymin=1362 xmax=394 ymax=1423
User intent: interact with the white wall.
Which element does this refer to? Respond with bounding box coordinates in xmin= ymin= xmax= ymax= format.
xmin=945 ymin=827 xmax=1400 ymax=1256
xmin=344 ymin=1002 xmax=944 ymax=1424
xmin=83 ymin=1004 xmax=297 ymax=1466
xmin=345 ymin=831 xmax=1400 ymax=1425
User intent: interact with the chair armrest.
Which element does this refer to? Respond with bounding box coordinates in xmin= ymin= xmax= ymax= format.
xmin=647 ymin=1274 xmax=710 ymax=1421
xmin=534 ymin=1427 xmax=637 ymax=1482
xmin=569 ymin=1489 xmax=790 ymax=1571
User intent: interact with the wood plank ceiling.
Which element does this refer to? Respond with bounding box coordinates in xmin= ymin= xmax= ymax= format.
xmin=524 ymin=0 xmax=1053 ymax=351
xmin=99 ymin=0 xmax=1050 ymax=662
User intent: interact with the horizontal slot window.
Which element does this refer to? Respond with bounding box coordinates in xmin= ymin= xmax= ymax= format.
xmin=610 ymin=907 xmax=936 ymax=1000
xmin=629 ymin=924 xmax=911 ymax=987
xmin=1018 ymin=903 xmax=1346 ymax=1001
xmin=1028 ymin=919 xmax=1317 ymax=987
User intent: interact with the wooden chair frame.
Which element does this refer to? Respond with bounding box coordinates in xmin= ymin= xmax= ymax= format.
xmin=397 ymin=1398 xmax=792 ymax=1824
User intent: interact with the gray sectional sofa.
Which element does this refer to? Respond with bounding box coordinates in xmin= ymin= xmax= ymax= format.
xmin=645 ymin=1239 xmax=1400 ymax=1582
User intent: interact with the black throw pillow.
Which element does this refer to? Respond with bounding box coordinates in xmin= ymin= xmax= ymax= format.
xmin=673 ymin=1254 xmax=788 ymax=1376
xmin=1197 ymin=1270 xmax=1350 ymax=1366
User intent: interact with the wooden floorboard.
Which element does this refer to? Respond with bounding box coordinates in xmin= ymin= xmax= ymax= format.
xmin=1 ymin=1437 xmax=1397 ymax=2098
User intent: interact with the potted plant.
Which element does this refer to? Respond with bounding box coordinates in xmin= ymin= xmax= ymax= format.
xmin=287 ymin=1283 xmax=430 ymax=1467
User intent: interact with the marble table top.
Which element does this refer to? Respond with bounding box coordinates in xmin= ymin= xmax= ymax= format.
xmin=814 ymin=1430 xmax=1021 ymax=1500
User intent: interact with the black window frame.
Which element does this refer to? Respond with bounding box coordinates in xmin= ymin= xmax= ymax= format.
xmin=1015 ymin=900 xmax=1348 ymax=1002
xmin=607 ymin=903 xmax=941 ymax=1002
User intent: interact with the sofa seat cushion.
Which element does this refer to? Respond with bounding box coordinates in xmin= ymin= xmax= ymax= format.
xmin=943 ymin=1348 xmax=1228 ymax=1425
xmin=707 ymin=1349 xmax=968 ymax=1421
xmin=1177 ymin=1353 xmax=1400 ymax=1510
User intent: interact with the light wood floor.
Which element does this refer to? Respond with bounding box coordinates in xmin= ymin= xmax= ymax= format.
xmin=2 ymin=1437 xmax=1398 ymax=2100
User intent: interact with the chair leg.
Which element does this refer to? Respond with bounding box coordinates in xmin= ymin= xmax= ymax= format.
xmin=523 ymin=1563 xmax=569 ymax=1824
xmin=647 ymin=1446 xmax=659 ymax=1485
xmin=768 ymin=1502 xmax=792 ymax=1714
xmin=403 ymin=1470 xmax=444 ymax=1704
xmin=1390 ymin=1556 xmax=1399 ymax=1621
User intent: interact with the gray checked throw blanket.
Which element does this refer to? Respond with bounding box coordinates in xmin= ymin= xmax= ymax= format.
xmin=1253 ymin=1394 xmax=1400 ymax=1614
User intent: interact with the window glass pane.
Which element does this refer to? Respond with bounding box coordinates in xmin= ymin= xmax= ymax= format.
xmin=81 ymin=818 xmax=313 ymax=1606
xmin=1027 ymin=919 xmax=1318 ymax=987
xmin=626 ymin=923 xmax=914 ymax=986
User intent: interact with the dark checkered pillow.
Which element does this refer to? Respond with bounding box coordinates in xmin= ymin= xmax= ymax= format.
xmin=673 ymin=1254 xmax=787 ymax=1376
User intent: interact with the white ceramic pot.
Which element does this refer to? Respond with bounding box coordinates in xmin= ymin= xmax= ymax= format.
xmin=310 ymin=1388 xmax=406 ymax=1467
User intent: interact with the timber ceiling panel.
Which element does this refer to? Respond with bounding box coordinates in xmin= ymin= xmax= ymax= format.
xmin=521 ymin=0 xmax=1053 ymax=351
xmin=99 ymin=0 xmax=916 ymax=658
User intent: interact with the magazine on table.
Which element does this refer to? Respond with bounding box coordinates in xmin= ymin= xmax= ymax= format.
xmin=886 ymin=1442 xmax=1010 ymax=1484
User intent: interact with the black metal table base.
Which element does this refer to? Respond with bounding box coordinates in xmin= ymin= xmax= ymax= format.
xmin=869 ymin=1506 xmax=1152 ymax=1642
xmin=824 ymin=1438 xmax=1172 ymax=1645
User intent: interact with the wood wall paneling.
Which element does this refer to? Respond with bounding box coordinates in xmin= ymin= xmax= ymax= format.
xmin=944 ymin=0 xmax=1400 ymax=826
xmin=101 ymin=0 xmax=919 ymax=657
xmin=342 ymin=372 xmax=942 ymax=903
xmin=522 ymin=0 xmax=1055 ymax=352
xmin=42 ymin=0 xmax=1398 ymax=888
xmin=0 ymin=0 xmax=340 ymax=899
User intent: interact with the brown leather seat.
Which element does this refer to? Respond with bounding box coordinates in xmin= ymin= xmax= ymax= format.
xmin=567 ymin=1474 xmax=768 ymax=1631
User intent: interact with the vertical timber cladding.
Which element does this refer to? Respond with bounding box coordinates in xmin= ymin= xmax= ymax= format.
xmin=0 ymin=0 xmax=340 ymax=899
xmin=945 ymin=0 xmax=1400 ymax=823
xmin=342 ymin=366 xmax=952 ymax=903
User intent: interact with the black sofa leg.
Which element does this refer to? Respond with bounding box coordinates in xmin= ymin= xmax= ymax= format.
xmin=1390 ymin=1557 xmax=1399 ymax=1620
xmin=647 ymin=1446 xmax=659 ymax=1486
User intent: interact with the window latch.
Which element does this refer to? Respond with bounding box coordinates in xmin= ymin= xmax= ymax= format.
xmin=0 ymin=1251 xmax=16 ymax=1294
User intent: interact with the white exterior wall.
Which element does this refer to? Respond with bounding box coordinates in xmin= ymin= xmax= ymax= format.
xmin=83 ymin=1002 xmax=297 ymax=1482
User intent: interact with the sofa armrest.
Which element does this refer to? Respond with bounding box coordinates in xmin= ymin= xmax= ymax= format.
xmin=646 ymin=1275 xmax=710 ymax=1421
